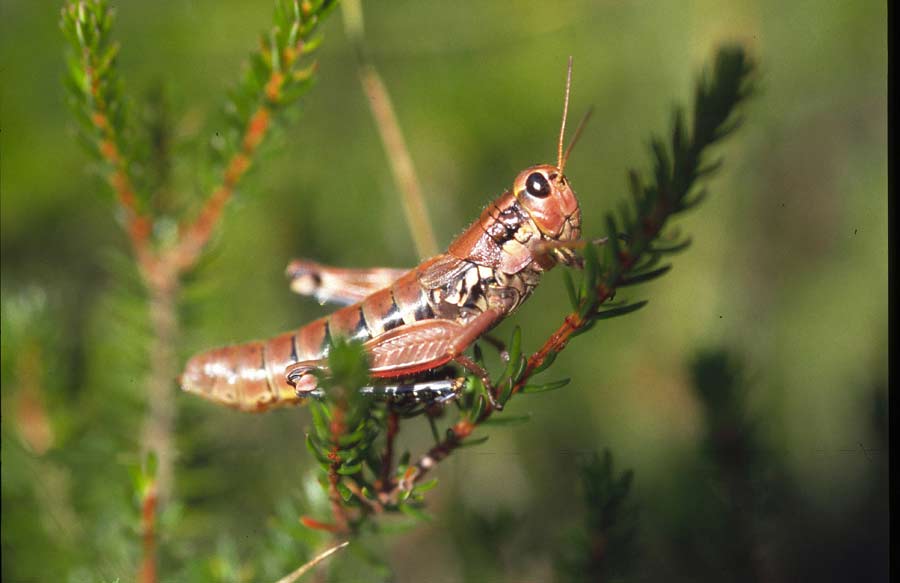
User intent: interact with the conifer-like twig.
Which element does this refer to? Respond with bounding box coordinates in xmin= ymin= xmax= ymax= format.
xmin=138 ymin=481 xmax=158 ymax=583
xmin=556 ymin=450 xmax=638 ymax=582
xmin=60 ymin=0 xmax=152 ymax=268
xmin=61 ymin=1 xmax=341 ymax=580
xmin=171 ymin=0 xmax=337 ymax=272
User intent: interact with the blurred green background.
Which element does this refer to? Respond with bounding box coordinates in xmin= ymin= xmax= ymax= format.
xmin=1 ymin=1 xmax=887 ymax=581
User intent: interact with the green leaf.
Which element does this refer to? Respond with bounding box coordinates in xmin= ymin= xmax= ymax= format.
xmin=606 ymin=214 xmax=621 ymax=268
xmin=677 ymin=188 xmax=709 ymax=212
xmin=649 ymin=237 xmax=692 ymax=254
xmin=531 ymin=350 xmax=558 ymax=374
xmin=337 ymin=461 xmax=363 ymax=475
xmin=497 ymin=378 xmax=514 ymax=406
xmin=144 ymin=451 xmax=158 ymax=479
xmin=309 ymin=402 xmax=329 ymax=438
xmin=302 ymin=33 xmax=324 ymax=54
xmin=333 ymin=448 xmax=359 ymax=462
xmin=504 ymin=326 xmax=522 ymax=380
xmin=249 ymin=53 xmax=270 ymax=87
xmin=412 ymin=478 xmax=439 ymax=494
xmin=563 ymin=269 xmax=579 ymax=308
xmin=581 ymin=240 xmax=599 ymax=300
xmin=337 ymin=425 xmax=369 ymax=447
xmin=399 ymin=503 xmax=432 ymax=522
xmin=305 ymin=434 xmax=330 ymax=465
xmin=513 ymin=355 xmax=527 ymax=383
xmin=570 ymin=318 xmax=597 ymax=338
xmin=619 ymin=264 xmax=672 ymax=287
xmin=521 ymin=378 xmax=570 ymax=394
xmin=458 ymin=435 xmax=489 ymax=448
xmin=468 ymin=379 xmax=486 ymax=420
xmin=594 ymin=300 xmax=649 ymax=320
xmin=336 ymin=481 xmax=352 ymax=502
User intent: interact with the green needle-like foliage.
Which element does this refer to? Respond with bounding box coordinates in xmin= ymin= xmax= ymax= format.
xmin=556 ymin=450 xmax=638 ymax=583
xmin=60 ymin=0 xmax=132 ymax=182
xmin=665 ymin=349 xmax=782 ymax=583
xmin=61 ymin=0 xmax=338 ymax=255
xmin=210 ymin=0 xmax=339 ymax=177
xmin=54 ymin=1 xmax=345 ymax=581
xmin=563 ymin=47 xmax=756 ymax=330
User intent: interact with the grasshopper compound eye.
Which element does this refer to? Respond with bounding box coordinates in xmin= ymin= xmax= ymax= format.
xmin=525 ymin=172 xmax=551 ymax=198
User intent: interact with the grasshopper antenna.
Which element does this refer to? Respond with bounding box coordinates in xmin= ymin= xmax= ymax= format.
xmin=556 ymin=56 xmax=574 ymax=176
xmin=560 ymin=106 xmax=594 ymax=175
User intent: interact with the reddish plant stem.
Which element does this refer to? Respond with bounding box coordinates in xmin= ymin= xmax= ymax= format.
xmin=172 ymin=44 xmax=302 ymax=272
xmin=378 ymin=411 xmax=399 ymax=493
xmin=300 ymin=516 xmax=344 ymax=533
xmin=344 ymin=479 xmax=382 ymax=513
xmin=138 ymin=483 xmax=158 ymax=583
xmin=83 ymin=54 xmax=153 ymax=270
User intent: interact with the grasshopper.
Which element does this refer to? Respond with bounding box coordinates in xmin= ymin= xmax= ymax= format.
xmin=180 ymin=59 xmax=593 ymax=412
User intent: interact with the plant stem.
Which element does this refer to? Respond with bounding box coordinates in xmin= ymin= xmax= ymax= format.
xmin=140 ymin=264 xmax=179 ymax=504
xmin=342 ymin=0 xmax=438 ymax=260
xmin=138 ymin=482 xmax=158 ymax=583
xmin=378 ymin=410 xmax=399 ymax=494
xmin=72 ymin=7 xmax=152 ymax=268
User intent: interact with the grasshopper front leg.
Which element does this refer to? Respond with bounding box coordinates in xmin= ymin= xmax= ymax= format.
xmin=532 ymin=237 xmax=610 ymax=269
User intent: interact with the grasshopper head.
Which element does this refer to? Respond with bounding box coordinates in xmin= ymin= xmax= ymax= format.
xmin=513 ymin=164 xmax=582 ymax=265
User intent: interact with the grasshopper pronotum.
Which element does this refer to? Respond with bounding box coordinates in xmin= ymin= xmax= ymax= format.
xmin=180 ymin=59 xmax=593 ymax=412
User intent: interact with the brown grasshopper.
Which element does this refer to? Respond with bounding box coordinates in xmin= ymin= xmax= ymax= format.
xmin=180 ymin=60 xmax=594 ymax=412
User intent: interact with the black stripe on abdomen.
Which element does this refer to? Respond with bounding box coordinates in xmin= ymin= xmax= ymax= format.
xmin=352 ymin=307 xmax=373 ymax=341
xmin=382 ymin=292 xmax=405 ymax=332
